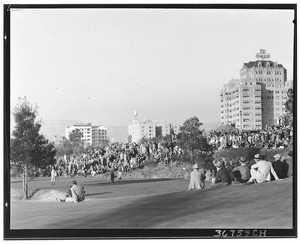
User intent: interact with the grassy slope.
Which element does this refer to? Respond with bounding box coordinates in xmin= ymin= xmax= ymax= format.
xmin=10 ymin=176 xmax=293 ymax=229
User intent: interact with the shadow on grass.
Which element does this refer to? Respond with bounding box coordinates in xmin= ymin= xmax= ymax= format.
xmin=28 ymin=188 xmax=41 ymax=199
xmin=83 ymin=178 xmax=176 ymax=187
xmin=45 ymin=186 xmax=236 ymax=228
xmin=85 ymin=192 xmax=113 ymax=197
xmin=46 ymin=180 xmax=292 ymax=229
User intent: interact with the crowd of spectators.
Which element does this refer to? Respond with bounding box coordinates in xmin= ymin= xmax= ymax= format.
xmin=49 ymin=125 xmax=293 ymax=178
xmin=205 ymin=125 xmax=292 ymax=150
xmin=188 ymin=150 xmax=293 ymax=190
xmin=210 ymin=151 xmax=293 ymax=187
xmin=52 ymin=141 xmax=183 ymax=178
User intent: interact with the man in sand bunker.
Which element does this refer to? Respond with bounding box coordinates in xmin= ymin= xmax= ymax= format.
xmin=56 ymin=180 xmax=85 ymax=203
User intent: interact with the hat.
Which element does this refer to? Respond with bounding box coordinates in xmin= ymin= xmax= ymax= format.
xmin=72 ymin=180 xmax=77 ymax=184
xmin=193 ymin=164 xmax=199 ymax=169
xmin=215 ymin=160 xmax=223 ymax=168
xmin=274 ymin=154 xmax=281 ymax=159
xmin=254 ymin=154 xmax=260 ymax=159
xmin=239 ymin=157 xmax=246 ymax=163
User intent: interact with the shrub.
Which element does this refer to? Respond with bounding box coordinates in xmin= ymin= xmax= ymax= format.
xmin=214 ymin=146 xmax=292 ymax=163
xmin=260 ymin=147 xmax=292 ymax=161
xmin=175 ymin=151 xmax=213 ymax=169
xmin=214 ymin=147 xmax=261 ymax=162
xmin=144 ymin=159 xmax=158 ymax=168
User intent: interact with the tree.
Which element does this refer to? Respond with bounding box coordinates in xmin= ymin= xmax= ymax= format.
xmin=54 ymin=136 xmax=73 ymax=157
xmin=68 ymin=129 xmax=83 ymax=146
xmin=10 ymin=97 xmax=57 ymax=199
xmin=100 ymin=138 xmax=110 ymax=147
xmin=177 ymin=116 xmax=213 ymax=168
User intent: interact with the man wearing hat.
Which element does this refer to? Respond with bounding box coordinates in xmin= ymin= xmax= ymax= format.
xmin=231 ymin=157 xmax=250 ymax=183
xmin=248 ymin=154 xmax=260 ymax=168
xmin=56 ymin=180 xmax=85 ymax=203
xmin=247 ymin=154 xmax=280 ymax=184
xmin=271 ymin=154 xmax=289 ymax=180
xmin=211 ymin=160 xmax=231 ymax=186
xmin=188 ymin=163 xmax=206 ymax=190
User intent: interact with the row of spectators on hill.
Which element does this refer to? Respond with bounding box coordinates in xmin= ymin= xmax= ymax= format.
xmin=49 ymin=125 xmax=293 ymax=178
xmin=215 ymin=151 xmax=293 ymax=185
xmin=52 ymin=141 xmax=183 ymax=177
xmin=56 ymin=150 xmax=294 ymax=203
xmin=188 ymin=151 xmax=293 ymax=190
xmin=205 ymin=125 xmax=292 ymax=150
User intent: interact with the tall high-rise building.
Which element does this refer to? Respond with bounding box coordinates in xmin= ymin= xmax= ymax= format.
xmin=220 ymin=50 xmax=289 ymax=130
xmin=65 ymin=123 xmax=108 ymax=146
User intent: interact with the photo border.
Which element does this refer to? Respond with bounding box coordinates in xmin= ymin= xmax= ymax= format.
xmin=3 ymin=3 xmax=297 ymax=239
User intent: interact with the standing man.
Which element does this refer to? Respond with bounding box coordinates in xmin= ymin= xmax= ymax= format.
xmin=188 ymin=164 xmax=205 ymax=190
xmin=50 ymin=166 xmax=57 ymax=185
xmin=247 ymin=154 xmax=280 ymax=184
xmin=110 ymin=166 xmax=115 ymax=185
xmin=117 ymin=167 xmax=123 ymax=181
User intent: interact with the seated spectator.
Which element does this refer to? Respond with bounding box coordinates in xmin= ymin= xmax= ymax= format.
xmin=56 ymin=180 xmax=85 ymax=203
xmin=286 ymin=150 xmax=293 ymax=177
xmin=188 ymin=163 xmax=206 ymax=190
xmin=231 ymin=157 xmax=250 ymax=184
xmin=211 ymin=159 xmax=224 ymax=177
xmin=211 ymin=160 xmax=231 ymax=186
xmin=248 ymin=154 xmax=260 ymax=168
xmin=271 ymin=154 xmax=289 ymax=180
xmin=247 ymin=154 xmax=280 ymax=184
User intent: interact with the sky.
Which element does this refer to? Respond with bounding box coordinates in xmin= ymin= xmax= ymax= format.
xmin=10 ymin=8 xmax=295 ymax=127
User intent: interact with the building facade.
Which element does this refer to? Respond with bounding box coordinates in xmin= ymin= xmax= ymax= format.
xmin=220 ymin=51 xmax=289 ymax=130
xmin=220 ymin=79 xmax=262 ymax=131
xmin=65 ymin=123 xmax=108 ymax=146
xmin=128 ymin=117 xmax=180 ymax=143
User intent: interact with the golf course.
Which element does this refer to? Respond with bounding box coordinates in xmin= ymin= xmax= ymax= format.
xmin=10 ymin=175 xmax=293 ymax=229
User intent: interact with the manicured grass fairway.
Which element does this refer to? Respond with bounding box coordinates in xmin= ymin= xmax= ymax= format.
xmin=10 ymin=176 xmax=293 ymax=229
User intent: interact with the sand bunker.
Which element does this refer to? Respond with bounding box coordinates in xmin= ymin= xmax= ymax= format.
xmin=29 ymin=189 xmax=66 ymax=201
xmin=11 ymin=188 xmax=94 ymax=202
xmin=11 ymin=188 xmax=26 ymax=201
xmin=11 ymin=188 xmax=66 ymax=201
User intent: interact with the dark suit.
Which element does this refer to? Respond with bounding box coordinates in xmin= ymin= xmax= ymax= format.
xmin=271 ymin=160 xmax=289 ymax=180
xmin=286 ymin=158 xmax=293 ymax=177
xmin=215 ymin=167 xmax=232 ymax=185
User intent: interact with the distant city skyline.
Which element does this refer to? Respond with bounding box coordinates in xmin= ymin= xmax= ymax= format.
xmin=10 ymin=8 xmax=294 ymax=129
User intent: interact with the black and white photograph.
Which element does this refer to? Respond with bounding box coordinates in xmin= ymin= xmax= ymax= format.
xmin=3 ymin=3 xmax=296 ymax=239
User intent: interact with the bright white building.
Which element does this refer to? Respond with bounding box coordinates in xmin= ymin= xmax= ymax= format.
xmin=128 ymin=112 xmax=180 ymax=143
xmin=65 ymin=123 xmax=108 ymax=146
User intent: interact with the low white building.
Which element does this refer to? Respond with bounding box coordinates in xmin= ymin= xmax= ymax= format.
xmin=65 ymin=123 xmax=108 ymax=146
xmin=128 ymin=115 xmax=180 ymax=143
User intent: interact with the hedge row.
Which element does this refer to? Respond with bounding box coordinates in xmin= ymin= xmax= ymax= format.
xmin=213 ymin=146 xmax=292 ymax=163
